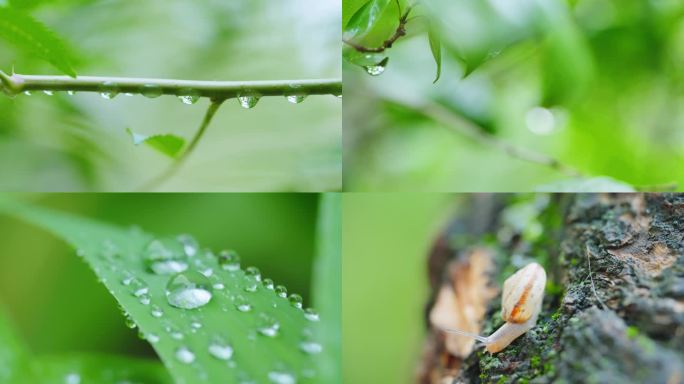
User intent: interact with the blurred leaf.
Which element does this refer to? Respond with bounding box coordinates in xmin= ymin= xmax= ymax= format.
xmin=126 ymin=128 xmax=185 ymax=159
xmin=0 ymin=307 xmax=30 ymax=383
xmin=0 ymin=199 xmax=325 ymax=384
xmin=32 ymin=354 xmax=172 ymax=384
xmin=312 ymin=193 xmax=341 ymax=384
xmin=0 ymin=7 xmax=76 ymax=77
xmin=344 ymin=0 xmax=391 ymax=40
xmin=535 ymin=177 xmax=635 ymax=192
xmin=427 ymin=23 xmax=442 ymax=83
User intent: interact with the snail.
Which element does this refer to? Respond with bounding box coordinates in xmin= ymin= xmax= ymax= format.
xmin=440 ymin=262 xmax=546 ymax=354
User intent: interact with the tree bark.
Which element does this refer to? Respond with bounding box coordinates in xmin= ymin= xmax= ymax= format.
xmin=419 ymin=193 xmax=684 ymax=384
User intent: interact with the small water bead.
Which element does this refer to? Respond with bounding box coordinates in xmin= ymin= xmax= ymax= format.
xmin=208 ymin=338 xmax=234 ymax=361
xmin=257 ymin=313 xmax=280 ymax=337
xmin=234 ymin=295 xmax=252 ymax=312
xmin=190 ymin=317 xmax=203 ymax=331
xmin=275 ymin=285 xmax=287 ymax=298
xmin=213 ymin=282 xmax=225 ymax=290
xmin=299 ymin=341 xmax=323 ymax=355
xmin=124 ymin=92 xmax=134 ymax=96
xmin=165 ymin=324 xmax=184 ymax=340
xmin=43 ymin=90 xmax=54 ymax=96
xmin=268 ymin=371 xmax=296 ymax=384
xmin=245 ymin=267 xmax=261 ymax=282
xmin=124 ymin=312 xmax=136 ymax=329
xmin=129 ymin=278 xmax=149 ymax=297
xmin=175 ymin=346 xmax=196 ymax=364
xmin=285 ymin=94 xmax=306 ymax=104
xmin=289 ymin=294 xmax=303 ymax=309
xmin=166 ymin=271 xmax=213 ymax=309
xmin=237 ymin=94 xmax=260 ymax=109
xmin=146 ymin=333 xmax=160 ymax=343
xmin=138 ymin=293 xmax=151 ymax=305
xmin=145 ymin=239 xmax=189 ymax=275
xmin=67 ymin=90 xmax=75 ymax=96
xmin=64 ymin=373 xmax=81 ymax=384
xmin=99 ymin=81 xmax=120 ymax=99
xmin=141 ymin=84 xmax=163 ymax=98
xmin=200 ymin=268 xmax=214 ymax=277
xmin=218 ymin=250 xmax=240 ymax=271
xmin=304 ymin=308 xmax=319 ymax=322
xmin=23 ymin=91 xmax=31 ymax=96
xmin=151 ymin=305 xmax=164 ymax=318
xmin=177 ymin=234 xmax=198 ymax=257
xmin=263 ymin=278 xmax=274 ymax=290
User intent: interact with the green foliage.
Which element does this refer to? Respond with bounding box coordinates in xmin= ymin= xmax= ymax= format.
xmin=0 ymin=197 xmax=329 ymax=383
xmin=427 ymin=23 xmax=441 ymax=83
xmin=535 ymin=177 xmax=635 ymax=192
xmin=126 ymin=128 xmax=185 ymax=159
xmin=0 ymin=7 xmax=76 ymax=77
xmin=344 ymin=0 xmax=390 ymax=39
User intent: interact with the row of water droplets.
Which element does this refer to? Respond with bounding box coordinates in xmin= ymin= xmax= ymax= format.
xmin=91 ymin=233 xmax=320 ymax=384
xmin=23 ymin=82 xmax=341 ymax=107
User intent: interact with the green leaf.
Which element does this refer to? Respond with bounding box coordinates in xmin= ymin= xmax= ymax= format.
xmin=343 ymin=0 xmax=391 ymax=40
xmin=312 ymin=194 xmax=341 ymax=384
xmin=534 ymin=177 xmax=635 ymax=192
xmin=427 ymin=23 xmax=442 ymax=83
xmin=126 ymin=128 xmax=185 ymax=158
xmin=0 ymin=199 xmax=325 ymax=384
xmin=0 ymin=307 xmax=31 ymax=383
xmin=0 ymin=7 xmax=76 ymax=77
xmin=32 ymin=354 xmax=172 ymax=384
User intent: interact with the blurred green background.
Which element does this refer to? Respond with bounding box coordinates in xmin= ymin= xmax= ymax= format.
xmin=342 ymin=193 xmax=453 ymax=384
xmin=0 ymin=193 xmax=319 ymax=359
xmin=0 ymin=0 xmax=341 ymax=191
xmin=344 ymin=0 xmax=684 ymax=191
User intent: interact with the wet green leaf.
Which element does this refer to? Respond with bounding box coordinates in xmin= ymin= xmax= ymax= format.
xmin=126 ymin=128 xmax=185 ymax=159
xmin=344 ymin=0 xmax=391 ymax=39
xmin=427 ymin=23 xmax=442 ymax=83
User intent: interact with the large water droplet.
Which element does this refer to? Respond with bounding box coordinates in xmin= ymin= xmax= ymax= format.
xmin=175 ymin=346 xmax=195 ymax=364
xmin=275 ymin=285 xmax=287 ymax=298
xmin=238 ymin=94 xmax=260 ymax=109
xmin=285 ymin=95 xmax=306 ymax=104
xmin=208 ymin=338 xmax=234 ymax=361
xmin=364 ymin=57 xmax=389 ymax=76
xmin=268 ymin=371 xmax=296 ymax=384
xmin=145 ymin=239 xmax=189 ymax=275
xmin=141 ymin=84 xmax=163 ymax=98
xmin=234 ymin=295 xmax=252 ymax=312
xmin=303 ymin=308 xmax=319 ymax=322
xmin=99 ymin=81 xmax=119 ymax=99
xmin=289 ymin=294 xmax=303 ymax=309
xmin=299 ymin=341 xmax=323 ymax=355
xmin=257 ymin=313 xmax=280 ymax=337
xmin=166 ymin=271 xmax=213 ymax=309
xmin=263 ymin=278 xmax=274 ymax=290
xmin=177 ymin=88 xmax=201 ymax=105
xmin=218 ymin=250 xmax=240 ymax=271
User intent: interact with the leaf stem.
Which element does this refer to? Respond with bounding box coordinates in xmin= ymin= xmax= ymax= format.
xmin=0 ymin=72 xmax=342 ymax=98
xmin=138 ymin=100 xmax=225 ymax=191
xmin=343 ymin=6 xmax=413 ymax=53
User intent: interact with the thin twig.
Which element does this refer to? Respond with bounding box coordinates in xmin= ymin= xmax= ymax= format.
xmin=343 ymin=6 xmax=413 ymax=53
xmin=0 ymin=71 xmax=342 ymax=99
xmin=410 ymin=101 xmax=583 ymax=177
xmin=138 ymin=100 xmax=225 ymax=191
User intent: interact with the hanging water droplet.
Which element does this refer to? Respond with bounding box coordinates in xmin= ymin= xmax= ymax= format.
xmin=208 ymin=337 xmax=234 ymax=361
xmin=151 ymin=305 xmax=164 ymax=318
xmin=99 ymin=81 xmax=119 ymax=99
xmin=141 ymin=84 xmax=163 ymax=98
xmin=257 ymin=313 xmax=280 ymax=337
xmin=124 ymin=312 xmax=136 ymax=329
xmin=234 ymin=295 xmax=252 ymax=312
xmin=268 ymin=370 xmax=296 ymax=384
xmin=145 ymin=239 xmax=189 ymax=275
xmin=335 ymin=92 xmax=342 ymax=99
xmin=299 ymin=341 xmax=323 ymax=355
xmin=23 ymin=91 xmax=31 ymax=96
xmin=64 ymin=372 xmax=81 ymax=384
xmin=237 ymin=94 xmax=260 ymax=109
xmin=303 ymin=308 xmax=319 ymax=322
xmin=363 ymin=57 xmax=389 ymax=76
xmin=285 ymin=95 xmax=306 ymax=104
xmin=67 ymin=90 xmax=75 ymax=96
xmin=218 ymin=250 xmax=240 ymax=271
xmin=263 ymin=278 xmax=274 ymax=290
xmin=289 ymin=294 xmax=303 ymax=309
xmin=275 ymin=285 xmax=287 ymax=298
xmin=175 ymin=346 xmax=195 ymax=364
xmin=166 ymin=271 xmax=213 ymax=310
xmin=177 ymin=234 xmax=198 ymax=257
xmin=213 ymin=282 xmax=225 ymax=290
xmin=177 ymin=88 xmax=201 ymax=105
xmin=43 ymin=90 xmax=54 ymax=96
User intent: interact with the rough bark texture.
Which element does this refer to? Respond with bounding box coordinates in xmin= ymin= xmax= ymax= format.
xmin=419 ymin=193 xmax=684 ymax=384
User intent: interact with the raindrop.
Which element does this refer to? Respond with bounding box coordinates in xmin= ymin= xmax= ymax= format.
xmin=299 ymin=341 xmax=323 ymax=355
xmin=124 ymin=311 xmax=136 ymax=329
xmin=275 ymin=285 xmax=287 ymax=298
xmin=213 ymin=283 xmax=225 ymax=290
xmin=237 ymin=94 xmax=260 ymax=109
xmin=129 ymin=278 xmax=149 ymax=297
xmin=268 ymin=371 xmax=296 ymax=384
xmin=200 ymin=268 xmax=214 ymax=278
xmin=23 ymin=91 xmax=31 ymax=96
xmin=364 ymin=57 xmax=389 ymax=76
xmin=245 ymin=267 xmax=261 ymax=282
xmin=208 ymin=338 xmax=234 ymax=361
xmin=257 ymin=313 xmax=280 ymax=337
xmin=99 ymin=81 xmax=119 ymax=99
xmin=138 ymin=293 xmax=151 ymax=305
xmin=141 ymin=84 xmax=163 ymax=98
xmin=289 ymin=294 xmax=303 ymax=309
xmin=525 ymin=106 xmax=556 ymax=135
xmin=218 ymin=250 xmax=240 ymax=271
xmin=151 ymin=305 xmax=164 ymax=318
xmin=165 ymin=324 xmax=184 ymax=340
xmin=303 ymin=308 xmax=319 ymax=322
xmin=177 ymin=88 xmax=201 ymax=105
xmin=243 ymin=267 xmax=261 ymax=292
xmin=166 ymin=271 xmax=213 ymax=310
xmin=124 ymin=92 xmax=134 ymax=96
xmin=234 ymin=295 xmax=252 ymax=312
xmin=43 ymin=90 xmax=54 ymax=96
xmin=146 ymin=333 xmax=160 ymax=343
xmin=175 ymin=346 xmax=196 ymax=364
xmin=263 ymin=278 xmax=274 ymax=290
xmin=285 ymin=95 xmax=306 ymax=104
xmin=190 ymin=317 xmax=203 ymax=331
xmin=145 ymin=239 xmax=189 ymax=275
xmin=177 ymin=234 xmax=198 ymax=257
xmin=67 ymin=90 xmax=75 ymax=96
xmin=64 ymin=373 xmax=81 ymax=384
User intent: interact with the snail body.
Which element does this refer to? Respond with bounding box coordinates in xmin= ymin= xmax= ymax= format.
xmin=441 ymin=262 xmax=546 ymax=354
